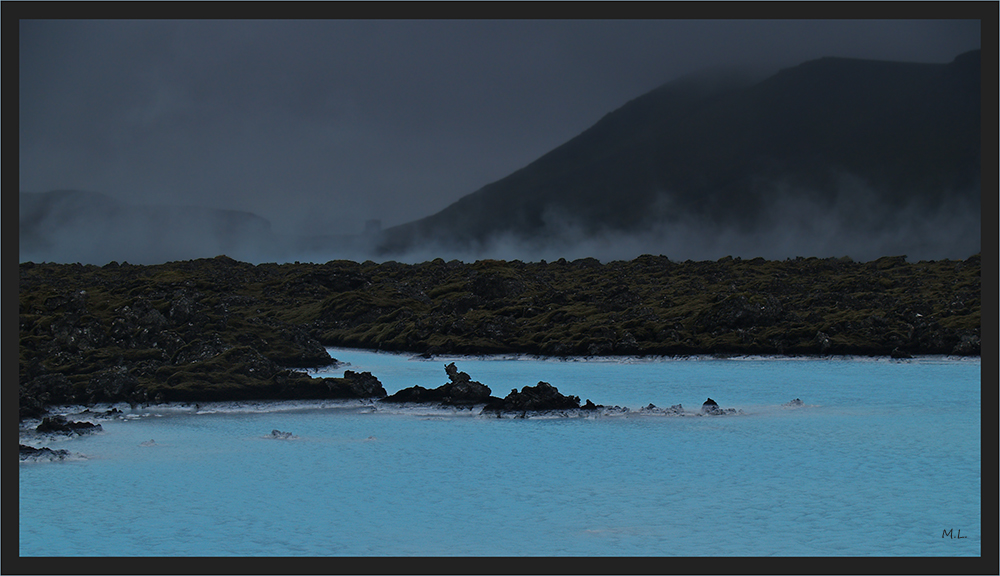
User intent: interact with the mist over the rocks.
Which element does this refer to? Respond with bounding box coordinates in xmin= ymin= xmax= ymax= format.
xmin=18 ymin=180 xmax=980 ymax=266
xmin=366 ymin=174 xmax=981 ymax=264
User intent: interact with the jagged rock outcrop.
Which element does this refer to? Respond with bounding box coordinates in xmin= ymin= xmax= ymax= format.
xmin=481 ymin=381 xmax=582 ymax=413
xmin=440 ymin=363 xmax=493 ymax=404
xmin=380 ymin=386 xmax=435 ymax=404
xmin=35 ymin=415 xmax=102 ymax=434
xmin=19 ymin=444 xmax=71 ymax=461
xmin=323 ymin=371 xmax=387 ymax=399
xmin=381 ymin=363 xmax=491 ymax=406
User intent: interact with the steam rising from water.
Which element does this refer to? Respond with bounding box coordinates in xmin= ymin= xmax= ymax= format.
xmin=371 ymin=175 xmax=980 ymax=264
xmin=19 ymin=173 xmax=980 ymax=265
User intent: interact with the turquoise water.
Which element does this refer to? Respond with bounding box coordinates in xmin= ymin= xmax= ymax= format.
xmin=19 ymin=349 xmax=981 ymax=556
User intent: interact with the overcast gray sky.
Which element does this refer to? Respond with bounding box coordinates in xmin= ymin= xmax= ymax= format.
xmin=19 ymin=18 xmax=981 ymax=237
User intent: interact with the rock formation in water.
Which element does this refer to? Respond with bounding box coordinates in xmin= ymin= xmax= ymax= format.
xmin=381 ymin=363 xmax=492 ymax=406
xmin=19 ymin=444 xmax=71 ymax=461
xmin=700 ymin=398 xmax=739 ymax=415
xmin=639 ymin=403 xmax=685 ymax=415
xmin=35 ymin=415 xmax=102 ymax=435
xmin=329 ymin=371 xmax=388 ymax=400
xmin=481 ymin=381 xmax=583 ymax=414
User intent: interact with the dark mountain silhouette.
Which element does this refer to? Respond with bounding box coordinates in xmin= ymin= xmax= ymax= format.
xmin=377 ymin=50 xmax=981 ymax=261
xmin=19 ymin=190 xmax=281 ymax=265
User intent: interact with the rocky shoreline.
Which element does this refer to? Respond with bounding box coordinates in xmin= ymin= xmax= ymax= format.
xmin=19 ymin=254 xmax=980 ymax=424
xmin=19 ymin=361 xmax=758 ymax=461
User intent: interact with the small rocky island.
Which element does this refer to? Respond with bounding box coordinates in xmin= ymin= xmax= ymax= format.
xmin=18 ymin=253 xmax=980 ymax=423
xmin=382 ymin=362 xmax=491 ymax=406
xmin=380 ymin=362 xmax=595 ymax=415
xmin=381 ymin=362 xmax=745 ymax=419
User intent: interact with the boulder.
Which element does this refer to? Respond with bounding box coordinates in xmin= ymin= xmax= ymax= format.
xmin=700 ymin=398 xmax=738 ymax=415
xmin=701 ymin=398 xmax=720 ymax=414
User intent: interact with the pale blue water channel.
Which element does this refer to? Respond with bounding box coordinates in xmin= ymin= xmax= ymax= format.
xmin=19 ymin=348 xmax=981 ymax=556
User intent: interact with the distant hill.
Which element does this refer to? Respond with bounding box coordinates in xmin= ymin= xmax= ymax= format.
xmin=377 ymin=50 xmax=981 ymax=262
xmin=19 ymin=190 xmax=281 ymax=265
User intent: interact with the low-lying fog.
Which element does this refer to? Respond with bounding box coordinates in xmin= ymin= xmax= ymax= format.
xmin=19 ymin=182 xmax=980 ymax=266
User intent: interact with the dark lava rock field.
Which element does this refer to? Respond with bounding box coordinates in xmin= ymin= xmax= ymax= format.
xmin=19 ymin=253 xmax=980 ymax=419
